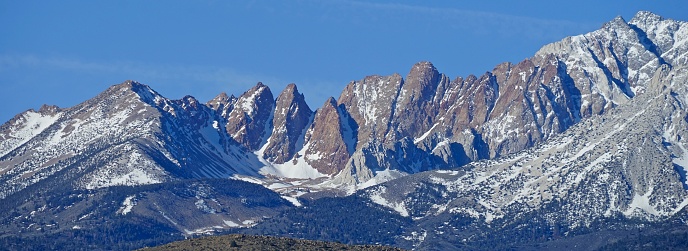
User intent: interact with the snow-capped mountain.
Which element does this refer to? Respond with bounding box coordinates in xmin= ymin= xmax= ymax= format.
xmin=1 ymin=10 xmax=688 ymax=250
xmin=3 ymin=12 xmax=686 ymax=194
xmin=326 ymin=11 xmax=688 ymax=188
xmin=0 ymin=81 xmax=270 ymax=199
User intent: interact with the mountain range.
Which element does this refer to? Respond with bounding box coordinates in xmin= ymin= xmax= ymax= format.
xmin=1 ymin=11 xmax=687 ymax=250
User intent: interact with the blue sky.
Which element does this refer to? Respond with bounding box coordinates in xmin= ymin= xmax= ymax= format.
xmin=1 ymin=0 xmax=686 ymax=123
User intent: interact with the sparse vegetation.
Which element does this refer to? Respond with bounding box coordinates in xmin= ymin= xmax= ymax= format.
xmin=139 ymin=234 xmax=405 ymax=251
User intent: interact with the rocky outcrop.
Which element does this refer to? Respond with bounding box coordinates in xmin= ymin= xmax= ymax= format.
xmin=206 ymin=92 xmax=237 ymax=118
xmin=224 ymin=83 xmax=275 ymax=151
xmin=302 ymin=98 xmax=353 ymax=175
xmin=338 ymin=73 xmax=402 ymax=145
xmin=262 ymin=84 xmax=313 ymax=163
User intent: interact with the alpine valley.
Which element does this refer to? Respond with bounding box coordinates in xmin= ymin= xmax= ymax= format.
xmin=2 ymin=11 xmax=688 ymax=250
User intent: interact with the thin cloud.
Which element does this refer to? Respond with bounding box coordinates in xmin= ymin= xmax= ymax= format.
xmin=324 ymin=0 xmax=596 ymax=40
xmin=0 ymin=54 xmax=279 ymax=86
xmin=0 ymin=54 xmax=292 ymax=100
xmin=0 ymin=54 xmax=339 ymax=107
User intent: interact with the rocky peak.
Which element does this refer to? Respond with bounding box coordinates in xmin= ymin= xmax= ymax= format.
xmin=337 ymin=73 xmax=402 ymax=145
xmin=303 ymin=97 xmax=352 ymax=175
xmin=630 ymin=11 xmax=686 ymax=68
xmin=232 ymin=82 xmax=273 ymax=117
xmin=207 ymin=92 xmax=237 ymax=118
xmin=103 ymin=80 xmax=164 ymax=107
xmin=37 ymin=104 xmax=61 ymax=115
xmin=179 ymin=95 xmax=198 ymax=107
xmin=394 ymin=61 xmax=448 ymax=138
xmin=322 ymin=97 xmax=337 ymax=111
xmin=273 ymin=84 xmax=310 ymax=118
xmin=602 ymin=15 xmax=629 ymax=30
xmin=403 ymin=61 xmax=441 ymax=102
xmin=408 ymin=61 xmax=438 ymax=77
xmin=630 ymin=11 xmax=664 ymax=25
xmin=175 ymin=95 xmax=204 ymax=116
xmin=118 ymin=79 xmax=142 ymax=88
xmin=280 ymin=83 xmax=300 ymax=98
xmin=118 ymin=80 xmax=150 ymax=93
xmin=261 ymin=83 xmax=313 ymax=163
xmin=225 ymin=82 xmax=275 ymax=151
xmin=207 ymin=92 xmax=229 ymax=109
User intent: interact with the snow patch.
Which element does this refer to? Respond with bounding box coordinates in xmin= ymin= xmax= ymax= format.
xmin=0 ymin=110 xmax=61 ymax=157
xmin=117 ymin=195 xmax=136 ymax=215
xmin=624 ymin=187 xmax=659 ymax=216
xmin=239 ymin=88 xmax=261 ymax=116
xmin=257 ymin=143 xmax=327 ymax=179
xmin=414 ymin=123 xmax=439 ymax=144
xmin=223 ymin=220 xmax=240 ymax=227
xmin=368 ymin=186 xmax=409 ymax=217
xmin=358 ymin=169 xmax=407 ymax=190
xmin=183 ymin=226 xmax=223 ymax=235
xmin=103 ymin=169 xmax=159 ymax=188
xmin=281 ymin=196 xmax=302 ymax=207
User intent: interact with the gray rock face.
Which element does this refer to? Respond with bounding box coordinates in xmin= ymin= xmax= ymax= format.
xmin=360 ymin=64 xmax=688 ymax=249
xmin=392 ymin=61 xmax=449 ymax=140
xmin=337 ymin=73 xmax=403 ymax=145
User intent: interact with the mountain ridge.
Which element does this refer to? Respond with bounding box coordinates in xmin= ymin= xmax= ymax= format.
xmin=2 ymin=10 xmax=686 ymax=193
xmin=1 ymin=10 xmax=687 ymax=250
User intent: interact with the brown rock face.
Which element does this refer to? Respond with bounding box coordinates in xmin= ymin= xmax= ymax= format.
xmin=336 ymin=51 xmax=632 ymax=177
xmin=337 ymin=73 xmax=402 ymax=145
xmin=224 ymin=83 xmax=275 ymax=151
xmin=483 ymin=58 xmax=551 ymax=157
xmin=262 ymin=84 xmax=313 ymax=163
xmin=170 ymin=95 xmax=212 ymax=130
xmin=303 ymin=97 xmax=352 ymax=175
xmin=392 ymin=61 xmax=449 ymax=139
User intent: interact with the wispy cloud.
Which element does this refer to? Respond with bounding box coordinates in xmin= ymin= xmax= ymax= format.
xmin=0 ymin=54 xmax=290 ymax=98
xmin=323 ymin=0 xmax=596 ymax=40
xmin=0 ymin=54 xmax=340 ymax=107
xmin=0 ymin=54 xmax=280 ymax=86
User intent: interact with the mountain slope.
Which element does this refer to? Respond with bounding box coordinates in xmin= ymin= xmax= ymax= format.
xmin=0 ymin=10 xmax=687 ymax=251
xmin=2 ymin=12 xmax=687 ymax=193
xmin=355 ymin=64 xmax=688 ymax=249
xmin=0 ymin=81 xmax=269 ymax=200
xmin=324 ymin=11 xmax=688 ymax=187
xmin=244 ymin=63 xmax=688 ymax=250
xmin=0 ymin=178 xmax=293 ymax=250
